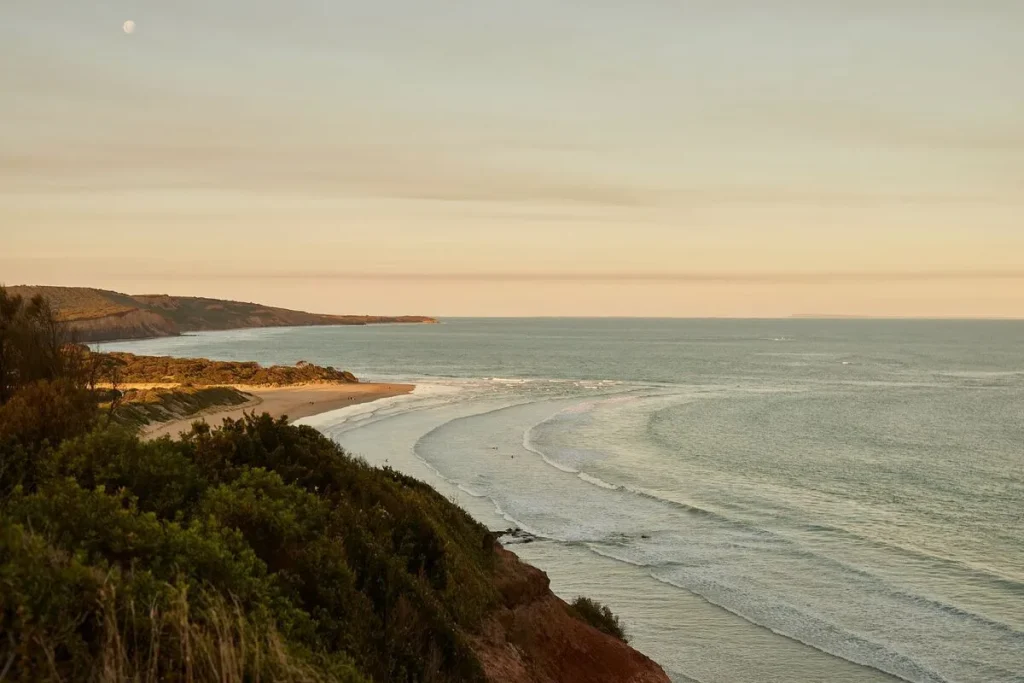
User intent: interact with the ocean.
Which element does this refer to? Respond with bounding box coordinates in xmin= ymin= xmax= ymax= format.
xmin=100 ymin=318 xmax=1024 ymax=683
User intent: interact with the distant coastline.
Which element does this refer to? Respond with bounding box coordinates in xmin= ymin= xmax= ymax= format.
xmin=7 ymin=285 xmax=437 ymax=342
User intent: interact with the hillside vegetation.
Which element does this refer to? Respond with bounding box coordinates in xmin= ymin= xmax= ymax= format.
xmin=0 ymin=286 xmax=665 ymax=683
xmin=107 ymin=386 xmax=255 ymax=430
xmin=2 ymin=415 xmax=502 ymax=681
xmin=570 ymin=596 xmax=629 ymax=642
xmin=1 ymin=286 xmax=139 ymax=321
xmin=101 ymin=351 xmax=359 ymax=386
xmin=7 ymin=286 xmax=437 ymax=342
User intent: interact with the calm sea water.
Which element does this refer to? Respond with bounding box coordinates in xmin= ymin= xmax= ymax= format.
xmin=102 ymin=319 xmax=1024 ymax=683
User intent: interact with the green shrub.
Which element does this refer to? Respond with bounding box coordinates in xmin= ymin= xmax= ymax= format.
xmin=0 ymin=412 xmax=497 ymax=682
xmin=48 ymin=427 xmax=205 ymax=519
xmin=0 ymin=380 xmax=98 ymax=493
xmin=0 ymin=519 xmax=367 ymax=682
xmin=569 ymin=596 xmax=629 ymax=643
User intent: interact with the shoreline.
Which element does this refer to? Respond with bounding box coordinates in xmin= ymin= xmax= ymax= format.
xmin=307 ymin=381 xmax=909 ymax=683
xmin=141 ymin=382 xmax=414 ymax=440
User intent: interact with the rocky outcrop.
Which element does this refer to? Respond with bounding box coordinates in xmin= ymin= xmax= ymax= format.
xmin=471 ymin=546 xmax=670 ymax=683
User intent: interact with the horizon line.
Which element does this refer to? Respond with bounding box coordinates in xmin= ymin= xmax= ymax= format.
xmin=426 ymin=314 xmax=1024 ymax=321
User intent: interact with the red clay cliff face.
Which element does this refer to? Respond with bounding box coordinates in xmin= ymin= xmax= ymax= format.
xmin=470 ymin=546 xmax=670 ymax=683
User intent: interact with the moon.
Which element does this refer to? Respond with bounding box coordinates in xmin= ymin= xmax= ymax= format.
xmin=123 ymin=20 xmax=136 ymax=34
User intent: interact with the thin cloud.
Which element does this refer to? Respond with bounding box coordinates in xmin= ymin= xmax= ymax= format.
xmin=97 ymin=269 xmax=1024 ymax=284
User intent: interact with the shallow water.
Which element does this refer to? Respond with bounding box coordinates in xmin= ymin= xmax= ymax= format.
xmin=102 ymin=318 xmax=1024 ymax=683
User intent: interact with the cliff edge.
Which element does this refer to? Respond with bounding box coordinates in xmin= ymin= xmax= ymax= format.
xmin=473 ymin=545 xmax=670 ymax=683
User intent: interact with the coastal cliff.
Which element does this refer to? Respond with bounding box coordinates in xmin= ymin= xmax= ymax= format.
xmin=64 ymin=305 xmax=181 ymax=341
xmin=7 ymin=285 xmax=437 ymax=342
xmin=473 ymin=546 xmax=670 ymax=683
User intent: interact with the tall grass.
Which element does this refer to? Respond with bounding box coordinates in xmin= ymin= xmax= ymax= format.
xmin=2 ymin=583 xmax=361 ymax=683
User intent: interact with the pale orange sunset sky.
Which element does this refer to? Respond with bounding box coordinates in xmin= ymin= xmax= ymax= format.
xmin=2 ymin=1 xmax=1023 ymax=317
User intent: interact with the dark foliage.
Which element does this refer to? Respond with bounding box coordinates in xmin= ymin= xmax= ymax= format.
xmin=0 ymin=288 xmax=85 ymax=405
xmin=0 ymin=379 xmax=98 ymax=493
xmin=569 ymin=596 xmax=629 ymax=643
xmin=1 ymin=414 xmax=498 ymax=682
xmin=0 ymin=288 xmax=101 ymax=492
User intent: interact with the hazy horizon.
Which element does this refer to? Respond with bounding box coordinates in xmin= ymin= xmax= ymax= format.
xmin=3 ymin=1 xmax=1023 ymax=317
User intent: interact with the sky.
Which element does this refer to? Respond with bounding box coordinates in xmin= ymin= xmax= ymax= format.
xmin=2 ymin=0 xmax=1023 ymax=317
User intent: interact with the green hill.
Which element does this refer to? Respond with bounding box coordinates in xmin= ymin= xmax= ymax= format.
xmin=7 ymin=286 xmax=437 ymax=342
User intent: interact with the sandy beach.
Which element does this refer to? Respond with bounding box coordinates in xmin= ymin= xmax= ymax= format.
xmin=142 ymin=383 xmax=414 ymax=440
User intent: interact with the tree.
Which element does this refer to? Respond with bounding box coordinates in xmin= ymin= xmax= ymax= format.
xmin=0 ymin=286 xmax=22 ymax=405
xmin=0 ymin=288 xmax=99 ymax=487
xmin=0 ymin=287 xmax=83 ymax=405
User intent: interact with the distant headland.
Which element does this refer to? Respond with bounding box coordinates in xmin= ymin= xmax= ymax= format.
xmin=6 ymin=285 xmax=437 ymax=342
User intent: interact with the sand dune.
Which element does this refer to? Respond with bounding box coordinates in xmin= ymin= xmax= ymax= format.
xmin=142 ymin=383 xmax=413 ymax=440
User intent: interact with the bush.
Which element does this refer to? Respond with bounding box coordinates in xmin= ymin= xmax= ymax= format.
xmin=0 ymin=519 xmax=366 ymax=683
xmin=0 ymin=412 xmax=498 ymax=682
xmin=48 ymin=427 xmax=206 ymax=518
xmin=569 ymin=596 xmax=628 ymax=643
xmin=0 ymin=380 xmax=98 ymax=493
